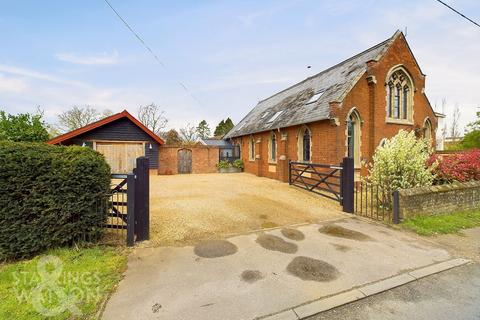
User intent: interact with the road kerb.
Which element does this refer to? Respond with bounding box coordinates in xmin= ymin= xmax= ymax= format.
xmin=261 ymin=258 xmax=471 ymax=320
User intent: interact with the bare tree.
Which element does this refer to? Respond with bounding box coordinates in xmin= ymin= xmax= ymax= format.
xmin=450 ymin=103 xmax=461 ymax=139
xmin=58 ymin=105 xmax=100 ymax=132
xmin=179 ymin=123 xmax=197 ymax=145
xmin=138 ymin=103 xmax=168 ymax=135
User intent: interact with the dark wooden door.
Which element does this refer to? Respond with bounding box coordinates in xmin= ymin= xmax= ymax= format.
xmin=177 ymin=149 xmax=192 ymax=174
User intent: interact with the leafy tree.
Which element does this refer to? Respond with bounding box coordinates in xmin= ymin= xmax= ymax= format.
xmin=196 ymin=120 xmax=211 ymax=140
xmin=369 ymin=130 xmax=435 ymax=190
xmin=214 ymin=118 xmax=234 ymax=137
xmin=165 ymin=129 xmax=183 ymax=145
xmin=180 ymin=123 xmax=197 ymax=145
xmin=461 ymin=111 xmax=480 ymax=149
xmin=0 ymin=110 xmax=49 ymax=142
xmin=138 ymin=103 xmax=168 ymax=135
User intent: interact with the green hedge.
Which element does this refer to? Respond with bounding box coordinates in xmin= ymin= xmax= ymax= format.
xmin=0 ymin=141 xmax=111 ymax=260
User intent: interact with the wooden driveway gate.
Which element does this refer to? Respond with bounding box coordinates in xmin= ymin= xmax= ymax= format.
xmin=289 ymin=157 xmax=354 ymax=213
xmin=105 ymin=156 xmax=150 ymax=246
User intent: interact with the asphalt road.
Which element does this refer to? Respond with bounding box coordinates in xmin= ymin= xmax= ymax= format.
xmin=306 ymin=262 xmax=480 ymax=320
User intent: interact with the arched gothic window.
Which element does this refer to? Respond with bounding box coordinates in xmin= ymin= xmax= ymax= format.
xmin=269 ymin=132 xmax=277 ymax=162
xmin=347 ymin=109 xmax=361 ymax=167
xmin=248 ymin=136 xmax=255 ymax=161
xmin=386 ymin=68 xmax=413 ymax=121
xmin=297 ymin=127 xmax=311 ymax=162
xmin=424 ymin=118 xmax=432 ymax=143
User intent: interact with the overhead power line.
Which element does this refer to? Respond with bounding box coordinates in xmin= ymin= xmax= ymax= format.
xmin=434 ymin=0 xmax=480 ymax=29
xmin=102 ymin=0 xmax=203 ymax=106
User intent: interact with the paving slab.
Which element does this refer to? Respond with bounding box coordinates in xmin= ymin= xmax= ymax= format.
xmin=293 ymin=289 xmax=365 ymax=319
xmin=358 ymin=273 xmax=416 ymax=296
xmin=261 ymin=310 xmax=299 ymax=320
xmin=408 ymin=258 xmax=471 ymax=279
xmin=102 ymin=218 xmax=451 ymax=320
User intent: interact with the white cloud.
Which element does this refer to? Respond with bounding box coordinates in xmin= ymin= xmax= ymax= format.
xmin=0 ymin=64 xmax=89 ymax=88
xmin=54 ymin=50 xmax=120 ymax=66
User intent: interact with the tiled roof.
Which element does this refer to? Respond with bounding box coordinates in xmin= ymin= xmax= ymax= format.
xmin=225 ymin=31 xmax=401 ymax=138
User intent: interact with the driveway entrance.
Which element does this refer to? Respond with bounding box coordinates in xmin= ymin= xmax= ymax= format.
xmin=148 ymin=173 xmax=343 ymax=246
xmin=102 ymin=218 xmax=454 ymax=320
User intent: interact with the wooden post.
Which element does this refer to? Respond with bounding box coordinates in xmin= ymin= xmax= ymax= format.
xmin=126 ymin=173 xmax=136 ymax=247
xmin=342 ymin=157 xmax=354 ymax=213
xmin=135 ymin=157 xmax=150 ymax=241
xmin=393 ymin=190 xmax=400 ymax=224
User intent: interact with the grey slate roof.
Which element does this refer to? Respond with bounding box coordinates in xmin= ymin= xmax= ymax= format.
xmin=201 ymin=138 xmax=233 ymax=147
xmin=225 ymin=31 xmax=400 ymax=139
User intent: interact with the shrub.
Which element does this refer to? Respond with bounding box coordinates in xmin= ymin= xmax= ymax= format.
xmin=0 ymin=141 xmax=111 ymax=260
xmin=232 ymin=159 xmax=244 ymax=169
xmin=216 ymin=160 xmax=231 ymax=169
xmin=428 ymin=149 xmax=480 ymax=183
xmin=369 ymin=130 xmax=434 ymax=190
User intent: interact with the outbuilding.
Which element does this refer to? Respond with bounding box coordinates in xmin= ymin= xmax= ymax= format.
xmin=48 ymin=110 xmax=164 ymax=174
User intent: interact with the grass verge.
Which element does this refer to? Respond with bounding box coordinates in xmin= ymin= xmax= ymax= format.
xmin=402 ymin=209 xmax=480 ymax=236
xmin=0 ymin=246 xmax=127 ymax=320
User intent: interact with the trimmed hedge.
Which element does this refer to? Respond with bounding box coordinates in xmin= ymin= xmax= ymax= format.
xmin=0 ymin=141 xmax=111 ymax=260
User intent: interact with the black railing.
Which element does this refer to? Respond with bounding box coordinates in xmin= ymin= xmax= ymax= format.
xmin=353 ymin=180 xmax=400 ymax=224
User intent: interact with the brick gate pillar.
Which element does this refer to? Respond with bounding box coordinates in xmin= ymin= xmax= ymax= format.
xmin=278 ymin=132 xmax=289 ymax=182
xmin=255 ymin=137 xmax=262 ymax=177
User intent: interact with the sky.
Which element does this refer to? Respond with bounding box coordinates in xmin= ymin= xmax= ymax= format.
xmin=0 ymin=0 xmax=479 ymax=133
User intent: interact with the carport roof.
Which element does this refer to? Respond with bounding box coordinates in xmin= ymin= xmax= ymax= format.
xmin=47 ymin=110 xmax=165 ymax=145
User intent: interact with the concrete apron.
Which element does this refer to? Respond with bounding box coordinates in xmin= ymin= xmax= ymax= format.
xmin=102 ymin=218 xmax=453 ymax=320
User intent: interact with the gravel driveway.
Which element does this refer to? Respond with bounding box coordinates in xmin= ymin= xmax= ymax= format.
xmin=149 ymin=173 xmax=343 ymax=246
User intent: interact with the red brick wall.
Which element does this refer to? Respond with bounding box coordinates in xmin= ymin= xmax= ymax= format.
xmin=158 ymin=145 xmax=219 ymax=174
xmin=233 ymin=34 xmax=438 ymax=181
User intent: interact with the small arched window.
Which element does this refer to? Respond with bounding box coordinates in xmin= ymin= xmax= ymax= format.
xmin=269 ymin=132 xmax=277 ymax=162
xmin=347 ymin=109 xmax=361 ymax=168
xmin=248 ymin=136 xmax=255 ymax=161
xmin=379 ymin=138 xmax=387 ymax=147
xmin=386 ymin=67 xmax=413 ymax=121
xmin=424 ymin=119 xmax=432 ymax=143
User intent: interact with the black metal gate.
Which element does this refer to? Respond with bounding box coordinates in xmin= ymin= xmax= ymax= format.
xmin=289 ymin=157 xmax=354 ymax=213
xmin=105 ymin=156 xmax=150 ymax=246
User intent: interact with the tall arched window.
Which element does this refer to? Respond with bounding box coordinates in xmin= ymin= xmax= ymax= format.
xmin=297 ymin=127 xmax=311 ymax=162
xmin=248 ymin=136 xmax=255 ymax=161
xmin=303 ymin=130 xmax=310 ymax=161
xmin=386 ymin=67 xmax=413 ymax=121
xmin=269 ymin=132 xmax=277 ymax=162
xmin=347 ymin=109 xmax=361 ymax=167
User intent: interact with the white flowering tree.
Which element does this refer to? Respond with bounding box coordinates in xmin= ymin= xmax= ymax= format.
xmin=369 ymin=130 xmax=435 ymax=190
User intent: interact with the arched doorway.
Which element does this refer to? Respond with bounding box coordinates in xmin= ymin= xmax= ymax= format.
xmin=177 ymin=149 xmax=192 ymax=174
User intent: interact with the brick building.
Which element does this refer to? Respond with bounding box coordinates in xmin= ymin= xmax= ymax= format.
xmin=225 ymin=31 xmax=439 ymax=182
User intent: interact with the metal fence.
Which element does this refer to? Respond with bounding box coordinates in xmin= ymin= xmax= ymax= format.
xmin=354 ymin=180 xmax=400 ymax=224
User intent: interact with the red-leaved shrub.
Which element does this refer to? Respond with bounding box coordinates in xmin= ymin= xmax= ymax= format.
xmin=428 ymin=149 xmax=480 ymax=183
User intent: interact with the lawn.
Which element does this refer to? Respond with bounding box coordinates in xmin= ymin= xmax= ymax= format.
xmin=402 ymin=209 xmax=480 ymax=236
xmin=0 ymin=246 xmax=127 ymax=320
